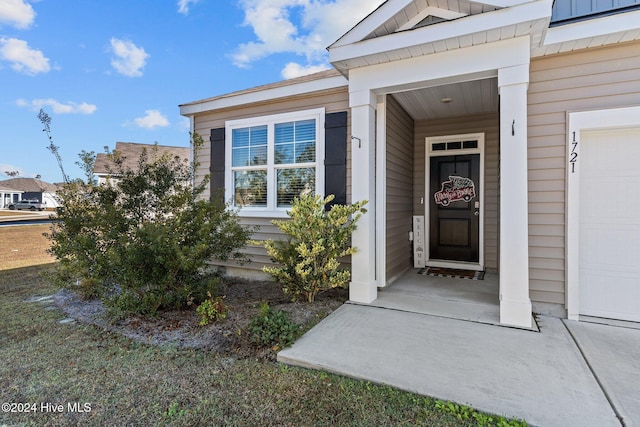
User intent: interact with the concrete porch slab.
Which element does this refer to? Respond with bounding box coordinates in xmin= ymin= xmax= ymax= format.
xmin=278 ymin=304 xmax=621 ymax=427
xmin=374 ymin=269 xmax=538 ymax=331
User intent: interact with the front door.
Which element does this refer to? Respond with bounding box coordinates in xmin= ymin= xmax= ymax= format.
xmin=429 ymin=154 xmax=480 ymax=263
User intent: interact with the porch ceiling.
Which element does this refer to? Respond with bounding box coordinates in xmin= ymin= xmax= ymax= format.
xmin=391 ymin=78 xmax=498 ymax=120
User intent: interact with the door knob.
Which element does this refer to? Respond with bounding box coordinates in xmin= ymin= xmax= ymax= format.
xmin=474 ymin=211 xmax=479 ymax=216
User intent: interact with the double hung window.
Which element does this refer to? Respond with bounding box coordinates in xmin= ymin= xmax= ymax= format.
xmin=226 ymin=108 xmax=324 ymax=215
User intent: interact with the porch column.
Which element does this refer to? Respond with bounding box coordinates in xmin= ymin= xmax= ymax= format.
xmin=349 ymin=89 xmax=377 ymax=303
xmin=498 ymin=64 xmax=532 ymax=328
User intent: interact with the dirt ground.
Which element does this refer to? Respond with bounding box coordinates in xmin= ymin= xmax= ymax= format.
xmin=53 ymin=278 xmax=348 ymax=361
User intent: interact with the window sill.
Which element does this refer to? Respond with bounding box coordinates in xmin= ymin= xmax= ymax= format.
xmin=234 ymin=209 xmax=291 ymax=219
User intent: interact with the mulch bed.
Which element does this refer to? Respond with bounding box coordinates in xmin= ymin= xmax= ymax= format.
xmin=53 ymin=278 xmax=348 ymax=361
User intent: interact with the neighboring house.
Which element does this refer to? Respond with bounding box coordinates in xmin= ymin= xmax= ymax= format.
xmin=180 ymin=0 xmax=640 ymax=328
xmin=0 ymin=178 xmax=59 ymax=208
xmin=0 ymin=185 xmax=24 ymax=208
xmin=93 ymin=142 xmax=191 ymax=185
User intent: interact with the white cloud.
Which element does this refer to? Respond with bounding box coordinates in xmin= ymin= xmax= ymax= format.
xmin=16 ymin=98 xmax=97 ymax=114
xmin=109 ymin=38 xmax=149 ymax=77
xmin=281 ymin=61 xmax=329 ymax=79
xmin=231 ymin=0 xmax=384 ymax=75
xmin=177 ymin=0 xmax=201 ymax=15
xmin=133 ymin=110 xmax=170 ymax=129
xmin=0 ymin=0 xmax=35 ymax=29
xmin=0 ymin=37 xmax=50 ymax=75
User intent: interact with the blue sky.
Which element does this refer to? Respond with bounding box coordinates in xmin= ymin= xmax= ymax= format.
xmin=0 ymin=0 xmax=383 ymax=183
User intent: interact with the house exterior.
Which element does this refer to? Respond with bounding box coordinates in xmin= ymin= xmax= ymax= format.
xmin=0 ymin=185 xmax=24 ymax=208
xmin=180 ymin=0 xmax=640 ymax=328
xmin=93 ymin=142 xmax=190 ymax=185
xmin=0 ymin=178 xmax=59 ymax=208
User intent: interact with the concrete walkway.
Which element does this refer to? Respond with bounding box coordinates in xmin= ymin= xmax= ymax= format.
xmin=279 ymin=303 xmax=640 ymax=426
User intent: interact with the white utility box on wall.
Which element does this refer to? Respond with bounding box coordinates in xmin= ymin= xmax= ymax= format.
xmin=413 ymin=215 xmax=426 ymax=268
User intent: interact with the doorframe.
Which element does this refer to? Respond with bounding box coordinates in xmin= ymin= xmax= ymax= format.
xmin=425 ymin=132 xmax=485 ymax=271
xmin=566 ymin=105 xmax=640 ymax=321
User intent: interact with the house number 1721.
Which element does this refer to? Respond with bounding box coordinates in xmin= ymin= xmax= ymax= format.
xmin=570 ymin=131 xmax=578 ymax=173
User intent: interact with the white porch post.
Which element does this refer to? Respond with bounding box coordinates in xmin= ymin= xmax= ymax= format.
xmin=498 ymin=64 xmax=532 ymax=328
xmin=349 ymin=89 xmax=377 ymax=303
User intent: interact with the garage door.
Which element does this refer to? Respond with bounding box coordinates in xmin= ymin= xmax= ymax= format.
xmin=579 ymin=128 xmax=640 ymax=322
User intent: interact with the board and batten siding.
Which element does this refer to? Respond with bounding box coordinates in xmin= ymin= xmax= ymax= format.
xmin=385 ymin=95 xmax=415 ymax=283
xmin=413 ymin=113 xmax=500 ymax=271
xmin=192 ymin=87 xmax=350 ymax=275
xmin=528 ymin=40 xmax=640 ymax=305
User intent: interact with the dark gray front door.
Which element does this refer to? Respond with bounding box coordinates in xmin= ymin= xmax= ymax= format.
xmin=429 ymin=154 xmax=480 ymax=263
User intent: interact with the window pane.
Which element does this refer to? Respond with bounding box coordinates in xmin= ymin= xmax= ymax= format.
xmin=296 ymin=140 xmax=315 ymax=163
xmin=252 ymin=126 xmax=267 ymax=145
xmin=233 ymin=125 xmax=267 ymax=167
xmin=275 ymin=122 xmax=294 ymax=143
xmin=234 ymin=170 xmax=267 ymax=207
xmin=251 ymin=145 xmax=267 ymax=165
xmin=295 ymin=119 xmax=315 ymax=141
xmin=275 ymin=119 xmax=316 ymax=165
xmin=275 ymin=143 xmax=294 ymax=164
xmin=463 ymin=140 xmax=478 ymax=149
xmin=232 ymin=128 xmax=249 ymax=147
xmin=277 ymin=167 xmax=315 ymax=207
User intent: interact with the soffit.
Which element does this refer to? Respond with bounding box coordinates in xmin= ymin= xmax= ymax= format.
xmin=391 ymin=78 xmax=498 ymax=120
xmin=532 ymin=9 xmax=640 ymax=57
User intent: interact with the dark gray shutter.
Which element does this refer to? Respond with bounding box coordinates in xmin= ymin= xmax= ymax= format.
xmin=324 ymin=111 xmax=347 ymax=210
xmin=210 ymin=127 xmax=225 ymax=204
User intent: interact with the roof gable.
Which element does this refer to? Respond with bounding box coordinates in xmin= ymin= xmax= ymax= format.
xmin=0 ymin=178 xmax=57 ymax=193
xmin=330 ymin=0 xmax=534 ymax=49
xmin=329 ymin=0 xmax=552 ymax=75
xmin=93 ymin=142 xmax=190 ymax=175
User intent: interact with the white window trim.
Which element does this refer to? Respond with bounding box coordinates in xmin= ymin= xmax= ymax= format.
xmin=225 ymin=108 xmax=325 ymax=218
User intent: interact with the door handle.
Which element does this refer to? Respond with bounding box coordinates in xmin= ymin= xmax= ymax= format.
xmin=474 ymin=211 xmax=479 ymax=216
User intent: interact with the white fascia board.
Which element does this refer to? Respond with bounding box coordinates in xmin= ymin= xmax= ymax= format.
xmin=479 ymin=0 xmax=532 ymax=6
xmin=330 ymin=0 xmax=414 ymax=48
xmin=349 ymin=36 xmax=529 ymax=94
xmin=179 ymin=75 xmax=348 ymax=116
xmin=330 ymin=0 xmax=551 ymax=63
xmin=544 ymin=9 xmax=640 ymax=46
xmin=396 ymin=7 xmax=467 ymax=32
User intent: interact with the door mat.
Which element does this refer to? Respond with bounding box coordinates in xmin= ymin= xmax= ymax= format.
xmin=418 ymin=267 xmax=485 ymax=280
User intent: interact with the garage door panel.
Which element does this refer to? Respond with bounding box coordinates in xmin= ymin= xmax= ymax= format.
xmin=580 ymin=226 xmax=640 ymax=270
xmin=581 ymin=272 xmax=640 ymax=322
xmin=579 ymin=128 xmax=640 ymax=322
xmin=582 ymin=178 xmax=640 ymax=221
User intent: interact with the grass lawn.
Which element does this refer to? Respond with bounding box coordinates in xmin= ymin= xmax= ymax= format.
xmin=0 ymin=224 xmax=55 ymax=270
xmin=0 ymin=229 xmax=527 ymax=426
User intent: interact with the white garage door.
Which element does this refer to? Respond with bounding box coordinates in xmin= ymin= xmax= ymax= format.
xmin=579 ymin=128 xmax=640 ymax=322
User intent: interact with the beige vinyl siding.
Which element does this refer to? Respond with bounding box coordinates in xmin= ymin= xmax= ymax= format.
xmin=528 ymin=40 xmax=640 ymax=305
xmin=191 ymin=87 xmax=350 ymax=274
xmin=385 ymin=95 xmax=414 ymax=282
xmin=413 ymin=113 xmax=499 ymax=271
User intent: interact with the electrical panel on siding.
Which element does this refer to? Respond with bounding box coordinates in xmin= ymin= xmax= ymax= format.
xmin=413 ymin=216 xmax=426 ymax=268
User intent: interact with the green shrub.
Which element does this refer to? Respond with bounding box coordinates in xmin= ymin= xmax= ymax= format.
xmin=196 ymin=292 xmax=228 ymax=326
xmin=46 ymin=133 xmax=254 ymax=317
xmin=247 ymin=303 xmax=301 ymax=350
xmin=260 ymin=194 xmax=367 ymax=303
